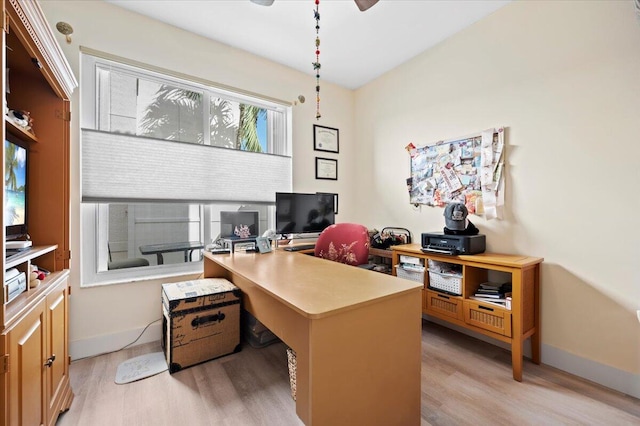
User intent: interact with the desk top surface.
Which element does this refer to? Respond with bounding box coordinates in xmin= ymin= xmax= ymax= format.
xmin=204 ymin=249 xmax=421 ymax=319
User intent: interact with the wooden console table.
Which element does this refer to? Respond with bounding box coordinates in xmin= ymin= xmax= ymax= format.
xmin=391 ymin=244 xmax=543 ymax=381
xmin=203 ymin=250 xmax=422 ymax=425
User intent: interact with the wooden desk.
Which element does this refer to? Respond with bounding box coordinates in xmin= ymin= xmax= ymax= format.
xmin=139 ymin=241 xmax=204 ymax=264
xmin=204 ymin=250 xmax=422 ymax=425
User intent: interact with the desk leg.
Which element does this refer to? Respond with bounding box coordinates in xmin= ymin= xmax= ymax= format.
xmin=302 ymin=290 xmax=422 ymax=425
xmin=156 ymin=253 xmax=164 ymax=265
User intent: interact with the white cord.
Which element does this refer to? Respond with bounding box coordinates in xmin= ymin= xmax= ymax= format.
xmin=72 ymin=318 xmax=162 ymax=362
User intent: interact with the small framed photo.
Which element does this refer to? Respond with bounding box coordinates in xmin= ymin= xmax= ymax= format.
xmin=255 ymin=237 xmax=272 ymax=254
xmin=313 ymin=125 xmax=339 ymax=153
xmin=315 ymin=157 xmax=338 ymax=180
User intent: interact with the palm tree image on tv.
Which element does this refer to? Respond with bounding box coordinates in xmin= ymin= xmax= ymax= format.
xmin=138 ymin=85 xmax=266 ymax=152
xmin=4 ymin=141 xmax=27 ymax=226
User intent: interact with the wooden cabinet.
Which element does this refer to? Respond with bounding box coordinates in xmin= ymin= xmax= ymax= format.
xmin=4 ymin=298 xmax=46 ymax=425
xmin=2 ymin=271 xmax=70 ymax=426
xmin=392 ymin=244 xmax=543 ymax=381
xmin=1 ymin=0 xmax=77 ymax=424
xmin=45 ymin=274 xmax=72 ymax=426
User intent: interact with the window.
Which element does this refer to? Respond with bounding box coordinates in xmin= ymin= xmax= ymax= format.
xmin=81 ymin=51 xmax=292 ymax=286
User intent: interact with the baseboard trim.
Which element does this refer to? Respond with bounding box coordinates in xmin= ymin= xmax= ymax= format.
xmin=71 ymin=318 xmax=639 ymax=400
xmin=541 ymin=343 xmax=640 ymax=400
xmin=424 ymin=315 xmax=639 ymax=399
xmin=69 ymin=321 xmax=163 ymax=361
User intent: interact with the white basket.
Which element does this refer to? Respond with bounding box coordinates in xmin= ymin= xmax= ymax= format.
xmin=395 ymin=265 xmax=425 ymax=283
xmin=428 ymin=271 xmax=462 ymax=295
xmin=428 ymin=259 xmax=448 ymax=270
xmin=399 ymin=255 xmax=424 ymax=266
xmin=428 ymin=259 xmax=462 ymax=275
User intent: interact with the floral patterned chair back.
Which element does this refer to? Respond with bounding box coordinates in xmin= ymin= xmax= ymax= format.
xmin=314 ymin=223 xmax=370 ymax=266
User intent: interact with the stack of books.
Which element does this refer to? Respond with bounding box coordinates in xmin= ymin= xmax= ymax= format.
xmin=470 ymin=282 xmax=512 ymax=309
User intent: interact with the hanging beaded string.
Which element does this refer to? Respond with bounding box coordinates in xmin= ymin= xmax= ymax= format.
xmin=313 ymin=0 xmax=321 ymax=120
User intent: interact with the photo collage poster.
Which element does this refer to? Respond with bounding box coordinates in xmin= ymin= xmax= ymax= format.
xmin=407 ymin=127 xmax=504 ymax=219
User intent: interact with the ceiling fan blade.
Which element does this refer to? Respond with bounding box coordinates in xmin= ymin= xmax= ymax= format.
xmin=354 ymin=0 xmax=379 ymax=12
xmin=250 ymin=0 xmax=275 ymax=6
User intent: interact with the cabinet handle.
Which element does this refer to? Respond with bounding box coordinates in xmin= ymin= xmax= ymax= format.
xmin=436 ymin=294 xmax=450 ymax=300
xmin=478 ymin=305 xmax=494 ymax=312
xmin=44 ymin=354 xmax=56 ymax=368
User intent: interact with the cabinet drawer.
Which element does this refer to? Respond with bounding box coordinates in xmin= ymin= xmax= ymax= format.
xmin=463 ymin=300 xmax=512 ymax=337
xmin=425 ymin=289 xmax=463 ymax=320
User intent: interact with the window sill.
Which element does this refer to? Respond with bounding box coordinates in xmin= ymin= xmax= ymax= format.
xmin=81 ymin=262 xmax=203 ymax=288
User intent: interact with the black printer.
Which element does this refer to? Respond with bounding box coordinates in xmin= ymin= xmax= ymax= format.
xmin=421 ymin=233 xmax=486 ymax=255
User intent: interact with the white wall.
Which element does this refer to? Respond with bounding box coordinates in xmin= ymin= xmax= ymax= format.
xmin=40 ymin=1 xmax=355 ymax=358
xmin=41 ymin=0 xmax=640 ymax=398
xmin=355 ymin=0 xmax=640 ymax=397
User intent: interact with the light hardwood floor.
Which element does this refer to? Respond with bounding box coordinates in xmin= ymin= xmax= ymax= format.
xmin=57 ymin=320 xmax=640 ymax=425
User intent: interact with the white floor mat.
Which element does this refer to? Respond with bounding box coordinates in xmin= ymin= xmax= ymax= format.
xmin=114 ymin=352 xmax=168 ymax=384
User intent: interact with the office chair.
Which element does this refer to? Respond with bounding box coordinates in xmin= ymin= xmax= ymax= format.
xmin=313 ymin=223 xmax=370 ymax=266
xmin=287 ymin=223 xmax=371 ymax=400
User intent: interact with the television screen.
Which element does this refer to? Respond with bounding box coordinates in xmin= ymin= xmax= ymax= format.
xmin=275 ymin=193 xmax=335 ymax=235
xmin=220 ymin=211 xmax=259 ymax=239
xmin=5 ymin=137 xmax=28 ymax=238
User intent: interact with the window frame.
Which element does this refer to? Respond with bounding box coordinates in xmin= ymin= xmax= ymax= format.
xmin=81 ymin=203 xmax=207 ymax=286
xmin=80 ymin=51 xmax=291 ymax=287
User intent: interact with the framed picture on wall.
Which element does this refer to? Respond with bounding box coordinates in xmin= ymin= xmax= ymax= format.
xmin=313 ymin=125 xmax=339 ymax=153
xmin=315 ymin=157 xmax=338 ymax=180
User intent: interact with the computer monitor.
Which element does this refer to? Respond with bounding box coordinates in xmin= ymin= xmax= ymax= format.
xmin=5 ymin=135 xmax=28 ymax=240
xmin=220 ymin=211 xmax=259 ymax=239
xmin=275 ymin=192 xmax=335 ymax=235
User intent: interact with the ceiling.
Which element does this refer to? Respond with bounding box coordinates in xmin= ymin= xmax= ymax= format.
xmin=105 ymin=0 xmax=511 ymax=90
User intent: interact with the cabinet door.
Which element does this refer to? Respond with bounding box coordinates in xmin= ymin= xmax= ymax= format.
xmin=6 ymin=301 xmax=47 ymax=426
xmin=45 ymin=278 xmax=69 ymax=425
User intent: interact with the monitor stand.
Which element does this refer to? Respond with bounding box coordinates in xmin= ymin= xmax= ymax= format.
xmin=222 ymin=237 xmax=257 ymax=252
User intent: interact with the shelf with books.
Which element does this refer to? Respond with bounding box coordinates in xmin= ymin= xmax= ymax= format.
xmin=470 ymin=281 xmax=513 ymax=309
xmin=390 ymin=243 xmax=543 ymax=382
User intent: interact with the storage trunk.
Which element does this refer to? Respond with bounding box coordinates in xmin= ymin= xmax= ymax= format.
xmin=162 ymin=278 xmax=241 ymax=373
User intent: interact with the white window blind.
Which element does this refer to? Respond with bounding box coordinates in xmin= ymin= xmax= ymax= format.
xmin=82 ymin=128 xmax=292 ymax=203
